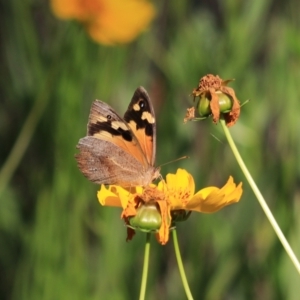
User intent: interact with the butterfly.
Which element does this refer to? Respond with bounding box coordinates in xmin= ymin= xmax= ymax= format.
xmin=75 ymin=87 xmax=161 ymax=187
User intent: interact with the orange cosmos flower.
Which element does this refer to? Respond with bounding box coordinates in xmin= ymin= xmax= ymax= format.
xmin=98 ymin=169 xmax=243 ymax=245
xmin=51 ymin=0 xmax=155 ymax=45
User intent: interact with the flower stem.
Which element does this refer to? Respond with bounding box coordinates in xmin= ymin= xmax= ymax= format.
xmin=172 ymin=229 xmax=194 ymax=300
xmin=0 ymin=68 xmax=56 ymax=198
xmin=220 ymin=119 xmax=300 ymax=274
xmin=139 ymin=233 xmax=151 ymax=300
xmin=0 ymin=24 xmax=69 ymax=198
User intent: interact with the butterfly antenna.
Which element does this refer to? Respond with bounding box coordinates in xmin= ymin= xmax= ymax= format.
xmin=159 ymin=156 xmax=189 ymax=168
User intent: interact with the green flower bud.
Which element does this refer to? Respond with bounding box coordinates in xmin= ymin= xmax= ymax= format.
xmin=129 ymin=203 xmax=161 ymax=232
xmin=197 ymin=92 xmax=233 ymax=117
xmin=197 ymin=95 xmax=211 ymax=117
xmin=216 ymin=91 xmax=233 ymax=113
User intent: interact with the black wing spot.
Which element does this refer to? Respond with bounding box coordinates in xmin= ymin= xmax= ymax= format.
xmin=139 ymin=100 xmax=145 ymax=109
xmin=122 ymin=130 xmax=132 ymax=141
xmin=145 ymin=125 xmax=153 ymax=137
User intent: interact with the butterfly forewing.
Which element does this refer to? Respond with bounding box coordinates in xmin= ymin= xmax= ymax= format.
xmin=124 ymin=87 xmax=156 ymax=166
xmin=76 ymin=137 xmax=155 ymax=186
xmin=75 ymin=87 xmax=159 ymax=187
xmin=86 ymin=100 xmax=148 ymax=167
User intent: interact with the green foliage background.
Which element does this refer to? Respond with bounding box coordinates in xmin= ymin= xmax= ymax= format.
xmin=1 ymin=0 xmax=300 ymax=299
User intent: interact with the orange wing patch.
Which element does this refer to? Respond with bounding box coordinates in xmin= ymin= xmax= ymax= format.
xmin=87 ymin=100 xmax=149 ymax=167
xmin=124 ymin=87 xmax=156 ymax=166
xmin=92 ymin=129 xmax=148 ymax=167
xmin=127 ymin=118 xmax=154 ymax=166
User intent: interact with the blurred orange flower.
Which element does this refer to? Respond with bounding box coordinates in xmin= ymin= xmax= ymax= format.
xmin=98 ymin=169 xmax=243 ymax=245
xmin=51 ymin=0 xmax=155 ymax=45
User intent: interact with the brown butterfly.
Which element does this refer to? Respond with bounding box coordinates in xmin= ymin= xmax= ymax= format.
xmin=75 ymin=87 xmax=160 ymax=187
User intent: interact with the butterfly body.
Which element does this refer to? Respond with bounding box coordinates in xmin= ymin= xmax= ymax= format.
xmin=76 ymin=87 xmax=160 ymax=187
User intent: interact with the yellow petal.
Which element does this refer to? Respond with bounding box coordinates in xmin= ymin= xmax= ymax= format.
xmin=187 ymin=177 xmax=243 ymax=213
xmin=186 ymin=186 xmax=217 ymax=211
xmin=97 ymin=185 xmax=119 ymax=207
xmin=166 ymin=168 xmax=194 ymax=192
xmin=97 ymin=184 xmax=134 ymax=208
xmin=165 ymin=169 xmax=195 ymax=209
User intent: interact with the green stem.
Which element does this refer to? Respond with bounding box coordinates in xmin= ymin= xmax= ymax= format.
xmin=0 ymin=69 xmax=56 ymax=198
xmin=139 ymin=233 xmax=151 ymax=300
xmin=0 ymin=23 xmax=69 ymax=198
xmin=220 ymin=119 xmax=300 ymax=274
xmin=172 ymin=229 xmax=194 ymax=300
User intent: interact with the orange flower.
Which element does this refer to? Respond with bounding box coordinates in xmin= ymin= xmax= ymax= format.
xmin=98 ymin=169 xmax=243 ymax=245
xmin=51 ymin=0 xmax=155 ymax=45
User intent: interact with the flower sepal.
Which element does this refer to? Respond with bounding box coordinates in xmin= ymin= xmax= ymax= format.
xmin=128 ymin=203 xmax=162 ymax=232
xmin=171 ymin=209 xmax=192 ymax=223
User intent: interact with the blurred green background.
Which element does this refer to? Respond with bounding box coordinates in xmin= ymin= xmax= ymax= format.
xmin=1 ymin=0 xmax=300 ymax=299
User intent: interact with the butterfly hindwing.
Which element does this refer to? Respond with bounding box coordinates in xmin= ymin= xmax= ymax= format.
xmin=76 ymin=137 xmax=154 ymax=186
